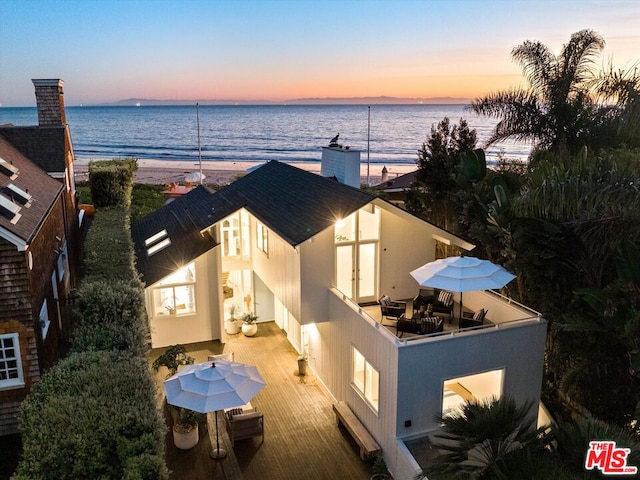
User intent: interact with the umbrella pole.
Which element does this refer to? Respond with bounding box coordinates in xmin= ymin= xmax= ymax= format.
xmin=210 ymin=410 xmax=227 ymax=460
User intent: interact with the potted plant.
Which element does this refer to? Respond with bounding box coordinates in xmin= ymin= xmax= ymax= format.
xmin=225 ymin=304 xmax=242 ymax=334
xmin=172 ymin=407 xmax=199 ymax=450
xmin=297 ymin=351 xmax=308 ymax=376
xmin=152 ymin=344 xmax=195 ymax=378
xmin=370 ymin=455 xmax=390 ymax=479
xmin=241 ymin=312 xmax=258 ymax=337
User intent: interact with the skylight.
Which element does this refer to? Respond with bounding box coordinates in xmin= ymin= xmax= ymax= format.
xmin=0 ymin=194 xmax=21 ymax=223
xmin=145 ymin=229 xmax=171 ymax=256
xmin=0 ymin=157 xmax=18 ymax=179
xmin=5 ymin=184 xmax=32 ymax=205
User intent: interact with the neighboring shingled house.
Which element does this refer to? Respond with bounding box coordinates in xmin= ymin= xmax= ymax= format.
xmin=0 ymin=79 xmax=80 ymax=436
xmin=371 ymin=169 xmax=418 ymax=206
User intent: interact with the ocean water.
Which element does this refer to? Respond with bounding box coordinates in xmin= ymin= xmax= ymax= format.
xmin=0 ymin=104 xmax=531 ymax=166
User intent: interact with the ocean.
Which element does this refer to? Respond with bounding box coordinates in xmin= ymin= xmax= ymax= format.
xmin=0 ymin=104 xmax=531 ymax=167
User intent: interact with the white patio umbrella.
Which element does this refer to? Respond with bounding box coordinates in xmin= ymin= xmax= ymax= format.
xmin=163 ymin=359 xmax=266 ymax=459
xmin=184 ymin=172 xmax=206 ymax=183
xmin=410 ymin=256 xmax=516 ymax=320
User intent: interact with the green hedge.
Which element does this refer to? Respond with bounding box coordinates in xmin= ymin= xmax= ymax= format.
xmin=16 ymin=157 xmax=168 ymax=479
xmin=83 ymin=205 xmax=137 ymax=282
xmin=16 ymin=351 xmax=168 ymax=480
xmin=71 ymin=280 xmax=150 ymax=355
xmin=89 ymin=158 xmax=137 ymax=208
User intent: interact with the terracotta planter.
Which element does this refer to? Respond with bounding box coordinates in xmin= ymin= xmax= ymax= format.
xmin=173 ymin=423 xmax=199 ymax=450
xmin=241 ymin=322 xmax=258 ymax=337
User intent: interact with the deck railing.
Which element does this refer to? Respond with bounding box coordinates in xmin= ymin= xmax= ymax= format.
xmin=330 ymin=286 xmax=545 ymax=347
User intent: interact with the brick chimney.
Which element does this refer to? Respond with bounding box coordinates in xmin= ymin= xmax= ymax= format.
xmin=32 ymin=79 xmax=66 ymax=126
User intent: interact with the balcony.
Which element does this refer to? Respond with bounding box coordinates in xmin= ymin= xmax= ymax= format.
xmin=335 ymin=288 xmax=543 ymax=345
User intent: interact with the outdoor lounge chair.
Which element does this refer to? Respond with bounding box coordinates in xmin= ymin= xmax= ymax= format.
xmin=412 ymin=288 xmax=454 ymax=321
xmin=225 ymin=408 xmax=264 ymax=446
xmin=378 ymin=295 xmax=406 ymax=322
xmin=459 ymin=308 xmax=487 ymax=329
xmin=396 ymin=314 xmax=443 ymax=337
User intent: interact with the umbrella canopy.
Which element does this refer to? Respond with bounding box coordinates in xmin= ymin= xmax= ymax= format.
xmin=184 ymin=172 xmax=206 ymax=183
xmin=410 ymin=256 xmax=515 ymax=293
xmin=163 ymin=359 xmax=265 ymax=414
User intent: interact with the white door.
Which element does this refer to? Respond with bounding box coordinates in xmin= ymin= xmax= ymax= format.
xmin=336 ymin=243 xmax=377 ymax=304
xmin=336 ymin=244 xmax=354 ymax=298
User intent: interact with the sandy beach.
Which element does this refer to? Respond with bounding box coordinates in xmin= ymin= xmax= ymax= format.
xmin=73 ymin=158 xmax=417 ymax=186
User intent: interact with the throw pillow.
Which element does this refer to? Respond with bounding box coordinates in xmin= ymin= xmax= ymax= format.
xmin=438 ymin=290 xmax=453 ymax=306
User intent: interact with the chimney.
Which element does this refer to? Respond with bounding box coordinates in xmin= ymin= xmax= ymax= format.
xmin=381 ymin=166 xmax=388 ymax=183
xmin=32 ymin=79 xmax=66 ymax=126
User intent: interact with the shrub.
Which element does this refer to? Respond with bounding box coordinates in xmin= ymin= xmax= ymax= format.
xmin=83 ymin=205 xmax=137 ymax=281
xmin=89 ymin=157 xmax=137 ymax=207
xmin=72 ymin=279 xmax=149 ymax=355
xmin=16 ymin=351 xmax=168 ymax=480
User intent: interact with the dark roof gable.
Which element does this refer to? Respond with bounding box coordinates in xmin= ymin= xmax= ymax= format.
xmin=131 ymin=186 xmax=222 ymax=286
xmin=218 ymin=161 xmax=374 ymax=245
xmin=131 ymin=161 xmax=375 ymax=284
xmin=0 ymin=135 xmax=63 ymax=243
xmin=0 ymin=126 xmax=67 ymax=173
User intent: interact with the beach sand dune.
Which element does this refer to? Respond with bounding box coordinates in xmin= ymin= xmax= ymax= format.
xmin=73 ymin=158 xmax=416 ymax=186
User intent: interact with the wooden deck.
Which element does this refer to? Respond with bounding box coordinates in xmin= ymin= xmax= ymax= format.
xmin=152 ymin=321 xmax=374 ymax=480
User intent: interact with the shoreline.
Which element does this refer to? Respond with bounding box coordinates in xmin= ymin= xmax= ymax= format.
xmin=73 ymin=158 xmax=417 ymax=186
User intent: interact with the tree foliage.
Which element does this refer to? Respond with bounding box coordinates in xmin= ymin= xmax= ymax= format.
xmin=472 ymin=29 xmax=640 ymax=156
xmin=425 ymin=396 xmax=552 ymax=479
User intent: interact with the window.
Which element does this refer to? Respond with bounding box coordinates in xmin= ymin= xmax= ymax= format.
xmin=40 ymin=299 xmax=50 ymax=339
xmin=145 ymin=229 xmax=171 ymax=256
xmin=0 ymin=333 xmax=24 ymax=390
xmin=352 ymin=347 xmax=379 ymax=412
xmin=57 ymin=241 xmax=68 ymax=281
xmin=256 ymin=222 xmax=268 ymax=255
xmin=221 ymin=211 xmax=250 ymax=258
xmin=152 ymin=263 xmax=196 ymax=316
xmin=442 ymin=369 xmax=504 ymax=418
xmin=335 ymin=213 xmax=356 ymax=243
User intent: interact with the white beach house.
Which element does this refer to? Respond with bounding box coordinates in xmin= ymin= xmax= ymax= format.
xmin=131 ymin=159 xmax=547 ymax=478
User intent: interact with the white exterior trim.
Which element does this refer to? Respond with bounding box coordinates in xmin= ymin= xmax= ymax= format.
xmin=0 ymin=225 xmax=27 ymax=251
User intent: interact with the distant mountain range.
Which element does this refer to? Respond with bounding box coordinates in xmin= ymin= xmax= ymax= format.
xmin=103 ymin=96 xmax=472 ymax=106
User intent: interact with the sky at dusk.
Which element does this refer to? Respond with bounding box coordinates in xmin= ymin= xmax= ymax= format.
xmin=0 ymin=0 xmax=639 ymax=107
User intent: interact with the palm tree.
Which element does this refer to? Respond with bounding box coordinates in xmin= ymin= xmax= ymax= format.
xmin=425 ymin=396 xmax=550 ymax=479
xmin=471 ymin=29 xmax=606 ymax=156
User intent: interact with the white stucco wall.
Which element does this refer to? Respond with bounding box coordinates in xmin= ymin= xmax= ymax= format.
xmin=146 ymin=248 xmax=223 ymax=348
xmin=395 ymin=320 xmax=548 ymax=436
xmin=250 ymin=217 xmax=302 ymax=321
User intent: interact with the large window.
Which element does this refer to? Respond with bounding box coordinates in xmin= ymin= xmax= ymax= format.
xmin=152 ymin=263 xmax=196 ymax=317
xmin=0 ymin=333 xmax=24 ymax=390
xmin=352 ymin=347 xmax=379 ymax=412
xmin=221 ymin=211 xmax=250 ymax=258
xmin=442 ymin=369 xmax=504 ymax=418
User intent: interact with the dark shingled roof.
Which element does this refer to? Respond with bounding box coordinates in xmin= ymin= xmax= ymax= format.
xmin=131 ymin=161 xmax=375 ymax=284
xmin=131 ymin=186 xmax=223 ymax=286
xmin=372 ymin=170 xmax=417 ymax=191
xmin=0 ymin=135 xmax=63 ymax=243
xmin=216 ymin=161 xmax=375 ymax=245
xmin=0 ymin=126 xmax=68 ymax=173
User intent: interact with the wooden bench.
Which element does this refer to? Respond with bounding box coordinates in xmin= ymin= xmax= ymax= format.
xmin=332 ymin=401 xmax=381 ymax=460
